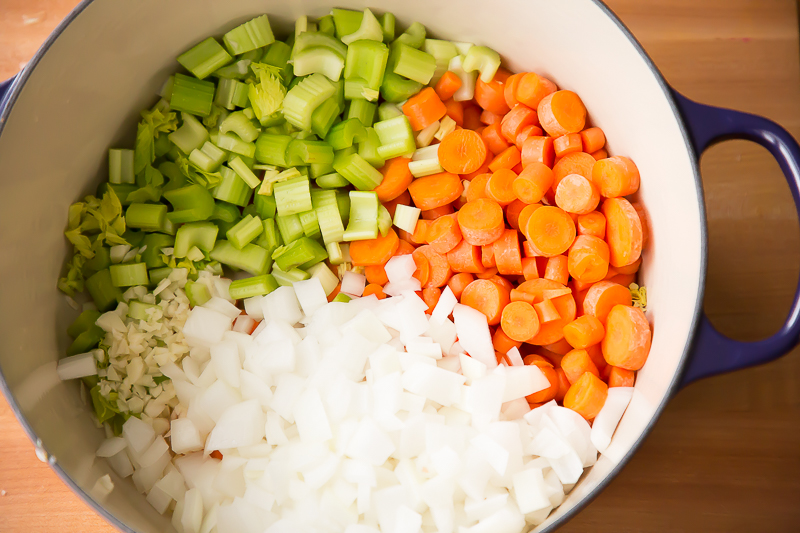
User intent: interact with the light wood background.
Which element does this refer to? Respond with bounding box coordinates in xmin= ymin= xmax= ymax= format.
xmin=1 ymin=0 xmax=799 ymax=531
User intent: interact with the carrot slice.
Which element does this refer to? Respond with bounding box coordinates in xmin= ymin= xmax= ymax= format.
xmin=402 ymin=87 xmax=447 ymax=131
xmin=577 ymin=210 xmax=606 ymax=239
xmin=444 ymin=98 xmax=464 ymax=127
xmin=462 ymin=104 xmax=482 ymax=130
xmin=486 ymin=168 xmax=519 ymax=206
xmin=506 ymin=199 xmax=528 ymax=231
xmin=602 ymin=304 xmax=651 ymax=370
xmin=563 ymin=315 xmax=605 ymax=350
xmin=363 ymin=283 xmax=387 ymax=300
xmin=448 ymin=272 xmax=475 ymax=299
xmin=408 ymin=219 xmax=431 ymax=244
xmin=526 ymin=361 xmax=559 ymax=404
xmin=543 ymin=255 xmax=569 ymax=285
xmin=552 ymin=151 xmax=595 ymax=193
xmin=479 ymin=109 xmax=501 ymax=125
xmin=493 ymin=229 xmax=523 ymax=276
xmin=501 ymin=301 xmax=541 ymax=342
xmin=504 ymin=72 xmax=524 ymax=109
xmin=561 ymin=348 xmax=601 ymax=385
xmin=500 ymin=104 xmax=539 ymax=144
xmin=481 ymin=122 xmax=511 ymax=155
xmin=592 ymin=156 xmax=640 ymax=198
xmin=586 ymin=344 xmax=607 ymax=372
xmin=457 ymin=198 xmax=506 ymax=246
xmin=481 ymin=245 xmax=495 ymax=268
xmin=427 ymin=214 xmax=462 ymax=254
xmin=445 ymin=240 xmax=484 ymax=274
xmin=607 ymin=366 xmax=635 ymax=388
xmin=580 ymin=127 xmax=606 ymax=153
xmin=616 ymin=257 xmax=641 ymax=275
xmin=537 ymin=90 xmax=587 ymax=137
xmin=515 ymin=124 xmax=544 ymax=150
xmin=520 ymin=136 xmax=555 ymax=169
xmin=465 ymin=173 xmax=490 ymax=202
xmin=513 ymin=162 xmax=553 ymax=205
xmin=510 ymin=288 xmax=534 ymax=304
xmin=408 ymin=172 xmax=464 ymax=210
xmin=461 ymin=278 xmax=510 ymax=325
xmin=474 ymin=69 xmax=511 ymax=115
xmin=516 ymin=278 xmax=576 ymax=345
xmin=583 ymin=281 xmax=633 ymax=323
xmin=350 ymin=228 xmax=400 ymax=266
xmin=488 ymin=145 xmax=521 ymax=172
xmin=394 ymin=239 xmax=416 ymax=256
xmin=476 ymin=266 xmax=498 ymax=280
xmin=413 ymin=245 xmax=453 ymax=288
xmin=553 ymin=133 xmax=583 ymax=158
xmin=412 ymin=252 xmax=430 ymax=286
xmin=422 ymin=287 xmax=441 ymax=314
xmin=488 ymin=274 xmax=514 ymax=294
xmin=515 ymin=72 xmax=558 ymax=109
xmin=526 ymin=206 xmax=576 ymax=257
xmin=493 ymin=326 xmax=523 ymax=353
xmin=602 ymin=197 xmax=643 ymax=268
xmin=554 ymin=368 xmax=570 ymax=402
xmin=521 ymin=257 xmax=539 ymax=280
xmin=568 ymin=235 xmax=610 ymax=283
xmin=522 ymin=240 xmax=539 ymax=258
xmin=564 ymin=372 xmax=608 ymax=420
xmin=438 ymin=129 xmax=487 ymax=175
xmin=591 ymin=148 xmax=609 ymax=161
xmin=534 ymin=299 xmax=560 ymax=323
xmin=434 ymin=71 xmax=463 ymax=102
xmin=420 ymin=204 xmax=455 ymax=220
xmin=374 ymin=157 xmax=413 ymax=202
xmin=518 ymin=203 xmax=544 ymax=239
xmin=365 ymin=264 xmax=389 ymax=285
xmin=383 ymin=189 xmax=412 ymax=219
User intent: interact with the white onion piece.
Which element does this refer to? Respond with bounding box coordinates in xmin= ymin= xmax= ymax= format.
xmin=261 ymin=286 xmax=303 ymax=325
xmin=499 ymin=365 xmax=550 ymax=403
xmin=57 ymin=351 xmax=99 ymax=380
xmin=242 ymin=296 xmax=264 ymax=319
xmin=430 ymin=285 xmax=458 ymax=325
xmin=170 ymin=418 xmax=203 ymax=454
xmin=384 ymin=255 xmax=417 ymax=284
xmin=590 ymin=386 xmax=634 ymax=453
xmin=95 ymin=437 xmax=127 ymax=458
xmin=206 ymin=400 xmax=266 ymax=451
xmin=383 ymin=278 xmax=422 ymax=297
xmin=341 ymin=271 xmax=367 ymax=297
xmin=202 ymin=297 xmax=241 ymax=320
xmin=231 ymin=315 xmax=256 ymax=334
xmin=452 ymin=304 xmax=496 ymax=368
xmin=122 ymin=416 xmax=155 ymax=454
xmin=183 ymin=307 xmax=234 ymax=348
xmin=506 ymin=346 xmax=524 ymax=367
xmin=293 ymin=278 xmax=328 ymax=317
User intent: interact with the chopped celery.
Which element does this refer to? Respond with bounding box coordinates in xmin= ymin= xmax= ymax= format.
xmin=189 ymin=141 xmax=227 ymax=172
xmin=213 ymin=131 xmax=256 ymax=158
xmin=292 ymin=32 xmax=347 ymax=60
xmin=409 ymin=158 xmax=443 ymax=177
xmin=85 ymin=269 xmax=122 ymax=311
xmin=422 ymin=39 xmax=458 ymax=85
xmin=326 ymin=119 xmax=367 ymax=151
xmin=318 ymin=15 xmax=335 ymax=36
xmin=331 ymin=8 xmax=363 ymax=40
xmin=310 ymin=98 xmax=341 ymax=138
xmin=434 ymin=115 xmax=457 ymax=141
xmin=213 ymin=166 xmax=252 ymax=206
xmin=256 ymin=218 xmax=281 ymax=251
xmin=299 ymin=210 xmax=320 ymax=238
xmin=273 ymin=237 xmax=328 ymax=271
xmin=262 ymin=41 xmax=293 ymax=84
xmin=295 ymin=16 xmax=317 ymax=39
xmin=184 ymin=280 xmax=212 ymax=306
xmin=202 ymin=105 xmax=229 ymax=129
xmin=337 ymin=190 xmax=351 ymax=222
xmin=227 ymin=215 xmax=264 ymax=249
xmin=255 ymin=133 xmax=292 ymax=166
xmin=273 ymin=267 xmax=310 ymax=287
xmin=316 ymin=172 xmax=349 ymax=189
xmin=109 ymin=149 xmax=135 ymax=184
xmin=347 ymin=99 xmax=376 ymax=128
xmin=333 ymin=292 xmax=351 ymax=303
xmin=248 ymin=63 xmax=287 ymax=124
xmin=160 ymin=161 xmax=188 ymax=191
xmin=276 ymin=214 xmax=304 ymax=244
xmin=148 ymin=267 xmax=173 ymax=286
xmin=392 ymin=43 xmax=436 ymax=84
xmin=310 ymin=159 xmax=335 ymax=178
xmin=170 ymin=74 xmax=215 ymax=117
xmin=67 ymin=325 xmax=104 ymax=356
xmin=379 ymin=13 xmax=396 ymax=43
xmin=126 ymin=203 xmax=167 ymax=231
xmin=377 ymin=204 xmax=392 ymax=237
xmin=415 ymin=120 xmax=439 ymax=148
xmin=274 ymin=176 xmax=312 ymax=216
xmin=213 ymin=59 xmax=252 ymax=80
xmin=177 ymin=37 xmax=233 ymax=80
xmin=159 ymin=75 xmax=175 ymax=99
xmin=340 ymin=8 xmax=383 ymax=45
xmin=254 ymin=194 xmax=277 ymax=219
xmin=333 ymin=151 xmax=383 ymax=191
xmin=292 ymin=48 xmax=345 ymax=81
xmin=229 ymin=274 xmax=279 ymax=299
xmin=259 ymin=168 xmax=299 ymax=196
xmin=164 ymin=184 xmax=215 ymax=223
xmin=169 ymin=113 xmax=209 ymax=154
xmin=393 ymin=22 xmax=426 ymax=49
xmin=326 ymin=241 xmax=345 ymax=265
xmin=210 ymin=241 xmax=270 ymax=274
xmin=282 ymin=73 xmax=337 ymax=131
xmin=228 ymin=151 xmax=255 ymax=168
xmin=286 ymin=139 xmax=335 ymax=166
xmin=159 ymin=217 xmax=177 ymax=236
xmin=128 ymin=300 xmax=160 ymax=321
xmin=306 ymin=262 xmax=339 ymax=295
xmin=311 ymin=189 xmax=337 ymax=209
xmin=228 ymin=156 xmax=261 ymax=188
xmin=374 ymin=115 xmax=416 ymax=159
xmin=67 ymin=310 xmax=102 ymax=338
xmin=378 ymin=102 xmax=403 ymax=121
xmin=175 ymin=221 xmax=218 ymax=257
xmin=223 ymin=14 xmax=275 ymax=55
xmin=344 ymin=40 xmax=389 ymax=101
xmin=380 ymin=72 xmax=423 ymax=103
xmin=448 ymin=55 xmax=477 ymax=102
xmin=393 ymin=203 xmax=421 ymax=233
xmin=211 ymin=201 xmax=241 ymax=223
xmin=141 ymin=233 xmax=175 ymax=268
xmin=109 ymin=263 xmax=149 ymax=287
xmin=219 ymin=111 xmax=259 ymax=142
xmin=316 ymin=204 xmax=345 ymax=244
xmin=344 ymin=191 xmax=379 ymax=241
xmin=462 ymin=45 xmax=501 ymax=83
xmin=358 ymin=127 xmax=386 ymax=168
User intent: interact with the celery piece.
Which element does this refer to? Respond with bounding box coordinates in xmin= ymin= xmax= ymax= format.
xmin=380 ymin=72 xmax=423 ymax=103
xmin=307 ymin=262 xmax=339 ymax=296
xmin=98 ymin=183 xmax=135 ymax=206
xmin=227 ymin=215 xmax=264 ymax=249
xmin=333 ymin=292 xmax=351 ymax=303
xmin=175 ymin=221 xmax=219 ymax=258
xmin=422 ymin=39 xmax=459 ymax=85
xmin=344 ymin=191 xmax=379 ymax=241
xmin=318 ymin=15 xmax=335 ymax=36
xmin=256 ymin=218 xmax=281 ymax=251
xmin=154 ymin=133 xmax=173 ymax=158
xmin=248 ymin=63 xmax=287 ymax=124
xmin=326 ymin=119 xmax=368 ymax=151
xmin=295 ymin=16 xmax=314 ymax=39
xmin=316 ymin=204 xmax=345 ymax=245
xmin=229 ymin=156 xmax=260 ymax=188
xmin=310 ymin=160 xmax=335 ymax=179
xmin=462 ymin=45 xmax=501 ymax=83
xmin=189 ymin=141 xmax=227 ymax=172
xmin=358 ymin=127 xmax=386 ymax=168
xmin=202 ymin=105 xmax=229 ymax=129
xmin=316 ymin=173 xmax=349 ymax=189
xmin=219 ymin=111 xmax=259 ymax=142
xmin=333 ymin=151 xmax=383 ymax=191
xmin=181 ymin=280 xmax=209 ymax=307
xmin=393 ymin=204 xmax=421 ymax=233
xmin=262 ymin=41 xmax=294 ymax=84
xmin=347 ymin=99 xmax=376 ymax=128
xmin=254 ymin=194 xmax=277 ymax=219
xmin=160 ymin=161 xmax=187 ymax=191
xmin=310 ymin=98 xmax=341 ymax=139
xmin=170 ymin=74 xmax=215 ymax=117
xmin=159 ymin=216 xmax=177 ymax=236
xmin=259 ymin=168 xmax=299 ymax=196
xmin=255 ymin=133 xmax=292 ymax=166
xmin=409 ymin=158 xmax=443 ymax=178
xmin=341 ymin=8 xmax=383 ymax=45
xmin=213 ymin=166 xmax=252 ymax=206
xmin=292 ymin=32 xmax=347 ymax=60
xmin=379 ymin=13 xmax=396 ymax=43
xmin=276 ymin=214 xmax=305 ymax=244
xmin=211 ymin=201 xmax=241 ymax=223
xmin=392 ymin=43 xmax=436 ymax=84
xmin=213 ymin=59 xmax=252 ymax=80
xmin=210 ymin=240 xmax=270 ymax=274
xmin=224 ymin=14 xmax=275 ymax=55
xmin=159 ymin=76 xmax=175 ymax=100
xmin=292 ymin=48 xmax=345 ymax=82
xmin=337 ymin=190 xmax=351 ymax=222
xmin=148 ymin=267 xmax=173 ymax=286
xmin=83 ymin=245 xmax=111 ymax=276
xmin=434 ymin=115 xmax=457 ymax=141
xmin=377 ymin=204 xmax=392 ymax=237
xmin=109 ymin=263 xmax=149 ymax=288
xmin=448 ymin=55 xmax=477 ymax=102
xmin=311 ymin=189 xmax=338 ymax=209
xmin=169 ymin=113 xmax=209 ymax=154
xmin=326 ymin=241 xmax=344 ymax=265
xmin=126 ymin=184 xmax=161 ymax=204
xmin=228 ymin=151 xmax=255 ymax=169
xmin=286 ymin=139 xmax=335 ymax=166
xmin=272 ymin=236 xmax=327 ymax=271
xmin=282 ymin=73 xmax=337 ymax=131
xmin=109 ymin=149 xmax=135 ymax=184
xmin=67 ymin=325 xmax=105 ymax=356
xmin=213 ymin=131 xmax=256 ymax=158
xmin=393 ymin=22 xmax=426 ymax=49
xmin=177 ymin=37 xmax=233 ymax=80
xmin=331 ymin=8 xmax=363 ymax=40
xmin=241 ymin=49 xmax=264 ymax=62
xmin=128 ymin=300 xmax=160 ymax=321
xmin=126 ymin=203 xmax=167 ymax=231
xmin=164 ymin=184 xmax=215 ymax=223
xmin=378 ymin=102 xmax=403 ymax=121
xmin=344 ymin=40 xmax=389 ymax=101
xmin=85 ymin=269 xmax=122 ymax=311
xmin=273 ymin=267 xmax=310 ymax=287
xmin=141 ymin=233 xmax=175 ymax=269
xmin=67 ymin=310 xmax=102 ymax=339
xmin=299 ymin=209 xmax=320 ymax=238
xmin=274 ymin=176 xmax=312 ymax=216
xmin=374 ymin=115 xmax=416 ymax=160
xmin=229 ymin=274 xmax=279 ymax=299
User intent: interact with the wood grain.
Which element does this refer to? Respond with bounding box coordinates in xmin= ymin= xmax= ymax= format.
xmin=1 ymin=0 xmax=800 ymax=531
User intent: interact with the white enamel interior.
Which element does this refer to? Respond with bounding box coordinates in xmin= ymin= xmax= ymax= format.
xmin=0 ymin=0 xmax=704 ymax=531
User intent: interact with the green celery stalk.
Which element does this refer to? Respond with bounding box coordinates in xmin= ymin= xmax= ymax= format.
xmin=282 ymin=73 xmax=337 ymax=131
xmin=326 ymin=119 xmax=367 ymax=151
xmin=298 ymin=209 xmax=320 ymax=238
xmin=99 ymin=183 xmax=136 ymax=206
xmin=333 ymin=292 xmax=352 ymax=303
xmin=292 ymin=32 xmax=347 ymax=60
xmin=272 ymin=267 xmax=310 ymax=287
xmin=315 ymin=173 xmax=349 ymax=189
xmin=392 ymin=43 xmax=436 ymax=84
xmin=229 ymin=156 xmax=261 ymax=188
xmin=254 ymin=194 xmax=277 ymax=219
xmin=306 ymin=262 xmax=339 ymax=295
xmin=189 ymin=141 xmax=227 ymax=172
xmin=169 ymin=113 xmax=209 ymax=154
xmin=380 ymin=72 xmax=423 ymax=103
xmin=175 ymin=221 xmax=219 ymax=258
xmin=374 ymin=115 xmax=416 ymax=159
xmin=333 ymin=151 xmax=383 ymax=191
xmin=336 ymin=190 xmax=351 ymax=222
xmin=316 ymin=204 xmax=345 ymax=244
xmin=310 ymin=98 xmax=341 ymax=139
xmin=148 ymin=267 xmax=173 ymax=286
xmin=379 ymin=13 xmax=396 ymax=43
xmin=211 ymin=201 xmax=241 ymax=223
xmin=292 ymin=48 xmax=345 ymax=82
xmin=212 ymin=166 xmax=253 ymax=206
xmin=326 ymin=241 xmax=345 ymax=265
xmin=311 ymin=189 xmax=338 ymax=209
xmin=109 ymin=263 xmax=149 ymax=288
xmin=272 ymin=236 xmax=327 ymax=271
xmin=318 ymin=15 xmax=336 ymax=36
xmin=256 ymin=217 xmax=281 ymax=251
xmin=347 ymin=99 xmax=376 ymax=128
xmin=229 ymin=274 xmax=279 ymax=299
xmin=358 ymin=127 xmax=386 ymax=168
xmin=128 ymin=300 xmax=160 ymax=321
xmin=286 ymin=139 xmax=335 ymax=166
xmin=340 ymin=8 xmax=383 ymax=45
xmin=377 ymin=204 xmax=392 ymax=237
xmin=164 ymin=184 xmax=215 ymax=223
xmin=392 ymin=21 xmax=426 ymax=49
xmin=422 ymin=39 xmax=459 ymax=85
xmin=109 ymin=149 xmax=135 ymax=184
xmin=262 ymin=41 xmax=294 ymax=85
xmin=141 ymin=233 xmax=175 ymax=268
xmin=219 ymin=111 xmax=259 ymax=142
xmin=331 ymin=8 xmax=363 ymax=40
xmin=223 ymin=14 xmax=275 ymax=55
xmin=227 ymin=214 xmax=264 ymax=249
xmin=448 ymin=54 xmax=477 ymax=102
xmin=67 ymin=325 xmax=104 ymax=356
xmin=210 ymin=241 xmax=271 ymax=274
xmin=274 ymin=176 xmax=312 ymax=216
xmin=393 ymin=203 xmax=421 ymax=233
xmin=212 ymin=131 xmax=256 ymax=158
xmin=177 ymin=37 xmax=233 ymax=80
xmin=67 ymin=310 xmax=102 ymax=339
xmin=170 ymin=74 xmax=216 ymax=117
xmin=344 ymin=191 xmax=379 ymax=241
xmin=159 ymin=75 xmax=175 ymax=100
xmin=344 ymin=40 xmax=389 ymax=101
xmin=85 ymin=269 xmax=122 ymax=311
xmin=212 ymin=59 xmax=252 ymax=81
xmin=184 ymin=280 xmax=212 ymax=306
xmin=377 ymin=102 xmax=403 ymax=121
xmin=255 ymin=133 xmax=292 ymax=166
xmin=160 ymin=161 xmax=188 ymax=191
xmin=276 ymin=213 xmax=305 ymax=243
xmin=126 ymin=203 xmax=167 ymax=231
xmin=462 ymin=45 xmax=501 ymax=83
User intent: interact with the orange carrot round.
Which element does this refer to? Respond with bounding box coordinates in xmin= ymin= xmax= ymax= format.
xmin=434 ymin=71 xmax=463 ymax=102
xmin=350 ymin=228 xmax=401 ymax=266
xmin=422 ymin=287 xmax=442 ymax=314
xmin=521 ymin=136 xmax=555 ymax=169
xmin=616 ymin=257 xmax=641 ymax=275
xmin=463 ymin=104 xmax=482 ymax=130
xmin=493 ymin=229 xmax=523 ymax=276
xmin=474 ymin=69 xmax=511 ymax=115
xmin=444 ymin=98 xmax=464 ymax=126
xmin=488 ymin=274 xmax=514 ymax=293
xmin=481 ymin=245 xmax=495 ymax=268
xmin=513 ymin=162 xmax=553 ymax=205
xmin=580 ymin=127 xmax=606 ymax=153
xmin=564 ymin=371 xmax=608 ymax=420
xmin=394 ymin=239 xmax=416 ymax=256
xmin=438 ymin=129 xmax=488 ymax=175
xmin=568 ymin=235 xmax=610 ymax=283
xmin=402 ymin=87 xmax=447 ymax=131
xmin=363 ymin=283 xmax=387 ymax=300
xmin=500 ymin=104 xmax=539 ymax=144
xmin=553 ymin=133 xmax=583 ymax=158
xmin=602 ymin=305 xmax=651 ymax=371
xmin=552 ymin=151 xmax=595 ymax=192
xmin=365 ymin=264 xmax=389 ymax=285
xmin=504 ymin=72 xmax=524 ymax=109
xmin=501 ymin=301 xmax=540 ymax=342
xmin=476 ymin=266 xmax=498 ymax=279
xmin=412 ymin=245 xmax=453 ymax=288
xmin=592 ymin=156 xmax=640 ymax=198
xmin=607 ymin=366 xmax=635 ymax=388
xmin=561 ymin=348 xmax=601 ymax=385
xmin=486 ymin=168 xmax=519 ymax=206
xmin=583 ymin=281 xmax=633 ymax=323
xmin=446 ymin=240 xmax=485 ymax=274
xmin=420 ymin=205 xmax=454 ymax=221
xmin=465 ymin=173 xmax=490 ymax=202
xmin=577 ymin=211 xmax=606 ymax=239
xmin=515 ymin=72 xmax=558 ymax=109
xmin=526 ymin=360 xmax=559 ymax=403
xmin=554 ymin=367 xmax=570 ymax=402
xmin=426 ymin=214 xmax=462 ymax=254
xmin=516 ymin=278 xmax=576 ymax=345
xmin=412 ymin=252 xmax=430 ymax=286
xmin=480 ymin=109 xmax=502 ymax=125
xmin=526 ymin=206 xmax=576 ymax=257
xmin=457 ymin=198 xmax=505 ymax=246
xmin=506 ymin=199 xmax=528 ymax=231
xmin=481 ymin=122 xmax=511 ymax=155
xmin=521 ymin=257 xmax=539 ymax=280
xmin=518 ymin=203 xmax=543 ymax=239
xmin=488 ymin=145 xmax=522 ymax=172
xmin=374 ymin=157 xmax=413 ymax=202
xmin=493 ymin=326 xmax=522 ymax=354
xmin=515 ymin=124 xmax=544 ymax=150
xmin=408 ymin=172 xmax=464 ymax=210
xmin=460 ymin=278 xmax=510 ymax=325
xmin=563 ymin=315 xmax=605 ymax=350
xmin=555 ymin=173 xmax=600 ymax=215
xmin=537 ymin=90 xmax=587 ymax=137
xmin=543 ymin=255 xmax=569 ymax=285
xmin=447 ymin=272 xmax=475 ymax=299
xmin=591 ymin=148 xmax=608 ymax=161
xmin=602 ymin=197 xmax=643 ymax=268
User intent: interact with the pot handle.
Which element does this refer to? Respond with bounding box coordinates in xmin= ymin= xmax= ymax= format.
xmin=0 ymin=75 xmax=18 ymax=108
xmin=672 ymin=89 xmax=800 ymax=386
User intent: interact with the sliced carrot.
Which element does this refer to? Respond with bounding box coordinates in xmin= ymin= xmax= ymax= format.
xmin=463 ymin=104 xmax=482 ymax=130
xmin=632 ymin=201 xmax=649 ymax=249
xmin=457 ymin=198 xmax=505 ymax=246
xmin=602 ymin=304 xmax=651 ymax=370
xmin=394 ymin=239 xmax=416 ymax=256
xmin=492 ymin=229 xmax=523 ymax=276
xmin=607 ymin=366 xmax=635 ymax=388
xmin=590 ymin=148 xmax=608 ymax=161
xmin=454 ymin=179 xmax=470 ymax=210
xmin=518 ymin=203 xmax=544 ymax=239
xmin=486 ymin=168 xmax=518 ymax=206
xmin=443 ymin=98 xmax=464 ymax=127
xmin=500 ymin=104 xmax=539 ymax=144
xmin=420 ymin=204 xmax=455 ymax=220
xmin=583 ymin=281 xmax=633 ymax=323
xmin=526 ymin=206 xmax=576 ymax=257
xmin=504 ymin=72 xmax=524 ymax=109
xmin=515 ymin=72 xmax=558 ymax=109
xmin=564 ymin=372 xmax=608 ymax=420
xmin=445 ymin=240 xmax=484 ymax=274
xmin=543 ymin=255 xmax=569 ymax=285
xmin=426 ymin=214 xmax=462 ymax=254
xmin=506 ymin=199 xmax=528 ymax=231
xmin=488 ymin=145 xmax=521 ymax=172
xmin=616 ymin=257 xmax=641 ymax=275
xmin=374 ymin=157 xmax=413 ymax=202
xmin=561 ymin=349 xmax=601 ymax=385
xmin=515 ymin=124 xmax=544 ymax=150
xmin=489 ymin=274 xmax=514 ymax=294
xmin=568 ymin=235 xmax=610 ymax=284
xmin=448 ymin=272 xmax=475 ymax=299
xmin=608 ymin=272 xmax=636 ymax=287
xmin=481 ymin=245 xmax=495 ymax=268
xmin=412 ymin=245 xmax=452 ymax=288
xmin=461 ymin=278 xmax=510 ymax=325
xmin=553 ymin=133 xmax=583 ymax=158
xmin=516 ymin=278 xmax=576 ymax=345
xmin=520 ymin=136 xmax=555 ymax=169
xmin=412 ymin=252 xmax=430 ymax=286
xmin=402 ymin=87 xmax=447 ymax=131
xmin=534 ymin=298 xmax=560 ymax=323
xmin=434 ymin=71 xmax=463 ymax=102
xmin=383 ymin=189 xmax=412 ymax=219
xmin=365 ymin=264 xmax=389 ymax=286
xmin=542 ymin=288 xmax=572 ymax=300
xmin=602 ymin=197 xmax=643 ymax=268
xmin=513 ymin=162 xmax=553 ymax=205
xmin=603 ymin=266 xmax=620 ymax=281
xmin=465 ymin=173 xmax=490 ymax=202
xmin=481 ymin=123 xmax=511 ymax=155
xmin=586 ymin=344 xmax=607 ymax=372
xmin=409 ymin=219 xmax=431 ymax=244
xmin=522 ymin=257 xmax=539 ymax=280
xmin=350 ymin=229 xmax=400 ymax=266
xmin=475 ymin=69 xmax=511 ymax=115
xmin=592 ymin=156 xmax=640 ymax=198
xmin=526 ymin=360 xmax=559 ymax=404
xmin=479 ymin=109 xmax=502 ymax=126
xmin=537 ymin=90 xmax=586 ymax=137
xmin=552 ymin=151 xmax=595 ymax=193
xmin=522 ymin=240 xmax=539 ymax=258
xmin=438 ymin=129 xmax=487 ymax=175
xmin=476 ymin=266 xmax=498 ymax=280
xmin=463 ymin=160 xmax=491 ymax=181
xmin=408 ymin=172 xmax=464 ymax=210
xmin=327 ymin=282 xmax=342 ymax=303
xmin=510 ymin=288 xmax=534 ymax=304
xmin=363 ymin=283 xmax=387 ymax=300
xmin=422 ymin=287 xmax=441 ymax=314
xmin=580 ymin=127 xmax=606 ymax=153
xmin=563 ymin=315 xmax=605 ymax=350
xmin=493 ymin=326 xmax=523 ymax=353
xmin=501 ymin=301 xmax=540 ymax=342
xmin=554 ymin=368 xmax=570 ymax=402
xmin=577 ymin=210 xmax=606 ymax=239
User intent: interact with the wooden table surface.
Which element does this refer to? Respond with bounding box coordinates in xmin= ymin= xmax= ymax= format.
xmin=2 ymin=0 xmax=800 ymax=531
